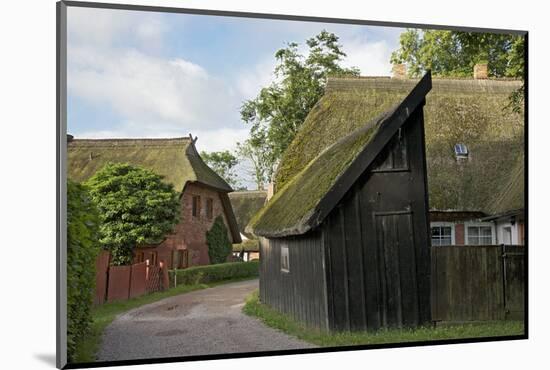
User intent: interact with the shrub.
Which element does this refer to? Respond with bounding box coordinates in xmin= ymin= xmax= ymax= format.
xmin=206 ymin=215 xmax=232 ymax=264
xmin=84 ymin=163 xmax=180 ymax=266
xmin=67 ymin=180 xmax=100 ymax=362
xmin=169 ymin=261 xmax=259 ymax=287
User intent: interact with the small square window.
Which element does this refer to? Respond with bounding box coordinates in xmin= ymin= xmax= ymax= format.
xmin=467 ymin=225 xmax=493 ymax=245
xmin=431 ymin=226 xmax=452 ymax=246
xmin=281 ymin=246 xmax=289 ymax=273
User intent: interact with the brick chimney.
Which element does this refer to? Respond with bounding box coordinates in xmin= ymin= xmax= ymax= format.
xmin=267 ymin=181 xmax=275 ymax=201
xmin=392 ymin=64 xmax=407 ymax=79
xmin=474 ymin=63 xmax=488 ymax=79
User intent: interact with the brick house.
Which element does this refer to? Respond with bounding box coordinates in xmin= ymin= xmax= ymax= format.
xmin=67 ymin=135 xmax=241 ymax=268
xmin=268 ymin=63 xmax=524 ymax=248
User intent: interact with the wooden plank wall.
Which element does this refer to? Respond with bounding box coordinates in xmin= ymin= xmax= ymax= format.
xmin=502 ymin=245 xmax=525 ymax=319
xmin=259 ymin=232 xmax=328 ymax=330
xmin=431 ymin=245 xmax=526 ymax=322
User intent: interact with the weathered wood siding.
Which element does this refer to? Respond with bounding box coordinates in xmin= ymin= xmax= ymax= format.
xmin=324 ymin=106 xmax=431 ymax=331
xmin=502 ymin=245 xmax=525 ymax=319
xmin=431 ymin=244 xmax=524 ymax=322
xmin=259 ymin=231 xmax=328 ymax=330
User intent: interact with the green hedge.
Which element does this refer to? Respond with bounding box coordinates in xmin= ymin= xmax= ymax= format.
xmin=67 ymin=180 xmax=100 ymax=362
xmin=169 ymin=261 xmax=259 ymax=288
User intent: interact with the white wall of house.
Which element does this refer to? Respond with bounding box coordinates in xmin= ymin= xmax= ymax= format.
xmin=495 ymin=220 xmax=520 ymax=245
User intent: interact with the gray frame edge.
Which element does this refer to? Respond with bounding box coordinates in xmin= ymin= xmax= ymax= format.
xmin=57 ymin=1 xmax=68 ymax=368
xmin=63 ymin=1 xmax=527 ymax=35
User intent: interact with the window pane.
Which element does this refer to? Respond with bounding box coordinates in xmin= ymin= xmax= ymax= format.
xmin=468 ymin=227 xmax=479 ymax=237
xmin=442 ymin=227 xmax=452 ymax=237
xmin=479 ymin=236 xmax=493 ymax=245
xmin=431 ymin=227 xmax=441 ymax=237
xmin=481 ymin=227 xmax=492 ymax=237
xmin=468 ymin=236 xmax=478 ymax=245
xmin=440 ymin=236 xmax=452 ymax=245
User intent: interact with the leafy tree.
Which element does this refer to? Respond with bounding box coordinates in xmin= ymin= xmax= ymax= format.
xmin=390 ymin=29 xmax=524 ymax=111
xmin=67 ymin=180 xmax=100 ymax=362
xmin=236 ymin=135 xmax=273 ymax=191
xmin=206 ymin=215 xmax=232 ymax=264
xmin=200 ymin=150 xmax=240 ymax=189
xmin=240 ymin=30 xmax=359 ymax=184
xmin=85 ymin=163 xmax=180 ymax=266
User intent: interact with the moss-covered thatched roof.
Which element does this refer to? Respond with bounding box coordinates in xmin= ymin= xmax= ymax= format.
xmin=485 ymin=151 xmax=524 ymax=215
xmin=249 ymin=73 xmax=432 ymax=237
xmin=275 ymin=77 xmax=524 ymax=214
xmin=67 ymin=137 xmax=232 ymax=192
xmin=228 ymin=190 xmax=267 ymax=239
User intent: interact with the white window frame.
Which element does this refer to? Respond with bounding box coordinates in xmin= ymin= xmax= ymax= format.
xmin=430 ymin=222 xmax=456 ymax=246
xmin=465 ymin=222 xmax=496 ymax=245
xmin=280 ymin=245 xmax=290 ymax=273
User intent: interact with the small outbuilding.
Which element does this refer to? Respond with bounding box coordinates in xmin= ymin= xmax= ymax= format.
xmin=248 ymin=72 xmax=433 ymax=332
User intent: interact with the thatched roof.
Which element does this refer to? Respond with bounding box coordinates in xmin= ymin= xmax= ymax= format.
xmin=274 ymin=76 xmax=524 ymax=215
xmin=248 ymin=73 xmax=432 ymax=238
xmin=67 ymin=137 xmax=232 ymax=192
xmin=485 ymin=151 xmax=524 ymax=215
xmin=68 ymin=137 xmax=242 ymax=244
xmin=228 ymin=190 xmax=267 ymax=239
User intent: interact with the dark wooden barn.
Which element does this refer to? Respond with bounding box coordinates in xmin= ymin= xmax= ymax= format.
xmin=247 ymin=72 xmax=433 ymax=332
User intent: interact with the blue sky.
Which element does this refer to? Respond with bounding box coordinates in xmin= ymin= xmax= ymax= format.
xmin=67 ymin=6 xmax=404 ymax=188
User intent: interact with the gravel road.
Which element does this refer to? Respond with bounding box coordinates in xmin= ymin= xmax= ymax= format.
xmin=97 ymin=279 xmax=315 ymax=361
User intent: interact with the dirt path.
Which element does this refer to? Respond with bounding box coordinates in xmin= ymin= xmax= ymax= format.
xmin=97 ymin=279 xmax=315 ymax=361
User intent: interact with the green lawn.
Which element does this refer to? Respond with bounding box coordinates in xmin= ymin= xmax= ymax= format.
xmin=73 ymin=277 xmax=256 ymax=363
xmin=243 ymin=291 xmax=524 ymax=347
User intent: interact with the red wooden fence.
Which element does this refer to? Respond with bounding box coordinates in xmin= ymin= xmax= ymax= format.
xmin=94 ymin=252 xmax=169 ymax=305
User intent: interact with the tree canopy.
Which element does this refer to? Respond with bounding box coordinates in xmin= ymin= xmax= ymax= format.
xmin=239 ymin=30 xmax=359 ymax=187
xmin=200 ymin=150 xmax=240 ymax=189
xmin=390 ymin=29 xmax=524 ymax=112
xmin=85 ymin=163 xmax=180 ymax=266
xmin=390 ymin=29 xmax=524 ymax=79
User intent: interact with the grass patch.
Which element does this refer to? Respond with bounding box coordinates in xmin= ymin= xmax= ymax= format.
xmin=243 ymin=290 xmax=524 ymax=347
xmin=73 ymin=276 xmax=256 ymax=363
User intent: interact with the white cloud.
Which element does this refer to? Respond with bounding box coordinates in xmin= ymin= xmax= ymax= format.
xmin=69 ymin=47 xmax=237 ymax=131
xmin=67 ymin=6 xmax=244 ymax=144
xmin=67 ymin=7 xmax=168 ymax=48
xmin=341 ymin=35 xmax=394 ymax=76
xmin=235 ymin=56 xmax=277 ymax=100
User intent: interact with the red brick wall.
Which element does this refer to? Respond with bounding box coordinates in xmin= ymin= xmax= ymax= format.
xmin=455 ymin=223 xmax=465 ymax=245
xmin=134 ymin=183 xmax=233 ymax=267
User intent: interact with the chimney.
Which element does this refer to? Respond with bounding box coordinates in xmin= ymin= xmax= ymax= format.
xmin=474 ymin=63 xmax=488 ymax=79
xmin=392 ymin=64 xmax=407 ymax=79
xmin=267 ymin=181 xmax=275 ymax=201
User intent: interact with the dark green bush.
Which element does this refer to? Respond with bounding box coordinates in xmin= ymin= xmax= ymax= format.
xmin=169 ymin=261 xmax=259 ymax=288
xmin=206 ymin=215 xmax=233 ymax=264
xmin=67 ymin=180 xmax=100 ymax=362
xmin=85 ymin=163 xmax=180 ymax=266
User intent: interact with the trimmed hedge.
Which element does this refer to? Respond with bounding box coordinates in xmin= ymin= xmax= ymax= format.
xmin=67 ymin=180 xmax=100 ymax=362
xmin=169 ymin=261 xmax=259 ymax=288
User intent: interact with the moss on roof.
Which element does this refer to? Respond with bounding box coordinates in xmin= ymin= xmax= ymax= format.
xmin=228 ymin=190 xmax=267 ymax=239
xmin=67 ymin=137 xmax=232 ymax=192
xmin=485 ymin=151 xmax=524 ymax=214
xmin=275 ymin=77 xmax=524 ymax=213
xmin=232 ymin=239 xmax=260 ymax=252
xmin=248 ymin=114 xmax=384 ymax=237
